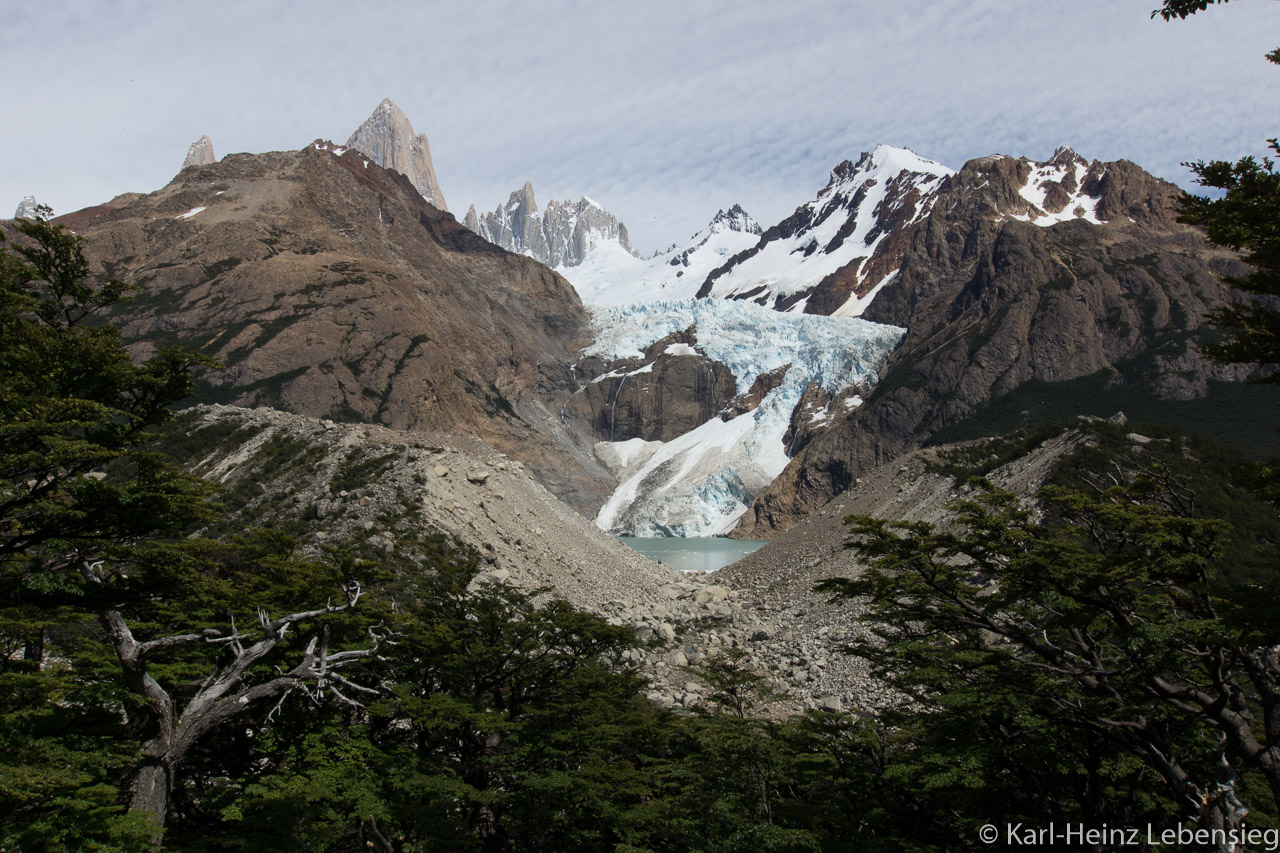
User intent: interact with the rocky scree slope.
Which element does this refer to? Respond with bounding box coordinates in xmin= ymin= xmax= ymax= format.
xmin=170 ymin=406 xmax=1107 ymax=715
xmin=57 ymin=142 xmax=613 ymax=514
xmin=171 ymin=403 xmax=866 ymax=714
xmin=732 ymin=148 xmax=1254 ymax=537
xmin=716 ymin=424 xmax=1094 ymax=715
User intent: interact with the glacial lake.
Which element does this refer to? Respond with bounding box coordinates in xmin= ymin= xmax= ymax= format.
xmin=618 ymin=537 xmax=767 ymax=573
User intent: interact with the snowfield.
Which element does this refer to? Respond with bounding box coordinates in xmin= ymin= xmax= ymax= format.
xmin=560 ymin=209 xmax=762 ymax=305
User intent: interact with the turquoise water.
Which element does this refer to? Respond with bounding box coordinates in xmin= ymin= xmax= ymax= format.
xmin=618 ymin=536 xmax=767 ymax=573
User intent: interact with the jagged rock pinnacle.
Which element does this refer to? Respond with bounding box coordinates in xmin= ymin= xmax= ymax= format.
xmin=13 ymin=195 xmax=38 ymax=219
xmin=183 ymin=136 xmax=216 ymax=169
xmin=346 ymin=98 xmax=448 ymax=212
xmin=465 ymin=180 xmax=637 ymax=268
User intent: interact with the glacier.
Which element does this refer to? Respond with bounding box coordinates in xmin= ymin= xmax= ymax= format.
xmin=586 ymin=299 xmax=903 ymax=537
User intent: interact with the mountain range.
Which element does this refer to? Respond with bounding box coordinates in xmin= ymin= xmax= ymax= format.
xmin=26 ymin=99 xmax=1270 ymax=542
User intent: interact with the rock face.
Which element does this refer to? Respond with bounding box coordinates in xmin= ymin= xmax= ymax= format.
xmin=55 ymin=140 xmax=611 ymax=513
xmin=345 ymin=98 xmax=448 ymax=212
xmin=464 ymin=182 xmax=637 ymax=268
xmin=182 ymin=136 xmax=216 ymax=169
xmin=562 ymin=329 xmax=739 ymax=444
xmin=731 ymin=149 xmax=1254 ymax=537
xmin=13 ymin=196 xmax=38 ymax=219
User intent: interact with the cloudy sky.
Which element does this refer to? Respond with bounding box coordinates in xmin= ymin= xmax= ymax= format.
xmin=4 ymin=0 xmax=1277 ymax=254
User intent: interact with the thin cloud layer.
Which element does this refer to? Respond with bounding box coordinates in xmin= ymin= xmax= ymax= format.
xmin=3 ymin=0 xmax=1276 ymax=253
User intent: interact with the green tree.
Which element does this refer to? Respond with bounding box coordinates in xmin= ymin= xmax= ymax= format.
xmin=163 ymin=552 xmax=669 ymax=852
xmin=824 ymin=429 xmax=1280 ymax=843
xmin=1153 ymin=1 xmax=1280 ymax=376
xmin=1181 ymin=144 xmax=1280 ymax=376
xmin=0 ymin=211 xmax=381 ymax=846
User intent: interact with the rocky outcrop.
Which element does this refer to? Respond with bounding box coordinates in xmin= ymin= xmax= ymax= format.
xmin=56 ymin=140 xmax=610 ymax=513
xmin=345 ymin=98 xmax=448 ymax=211
xmin=562 ymin=331 xmax=738 ymax=444
xmin=465 ymin=181 xmax=638 ymax=268
xmin=12 ymin=196 xmax=38 ymax=219
xmin=182 ymin=136 xmax=216 ymax=169
xmin=731 ymin=150 xmax=1254 ymax=537
xmin=719 ymin=364 xmax=790 ymax=420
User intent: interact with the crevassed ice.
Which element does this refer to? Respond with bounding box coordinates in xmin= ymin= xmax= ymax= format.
xmin=587 ymin=299 xmax=904 ymax=537
xmin=585 ymin=299 xmax=901 ymax=390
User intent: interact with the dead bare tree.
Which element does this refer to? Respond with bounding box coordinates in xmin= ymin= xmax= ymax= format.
xmin=78 ymin=557 xmax=381 ymax=840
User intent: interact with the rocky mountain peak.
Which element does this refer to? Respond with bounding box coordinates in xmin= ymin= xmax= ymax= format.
xmin=466 ymin=182 xmax=637 ymax=269
xmin=13 ymin=195 xmax=38 ymax=219
xmin=956 ymin=148 xmax=1110 ymax=226
xmin=734 ymin=150 xmax=1252 ymax=539
xmin=182 ymin=136 xmax=216 ymax=169
xmin=707 ymin=204 xmax=762 ymax=236
xmin=516 ymin=181 xmax=537 ymax=210
xmin=345 ymin=98 xmax=448 ymax=212
xmin=506 ymin=182 xmax=538 ymax=219
xmin=1048 ymin=145 xmax=1084 ymax=168
xmin=697 ymin=145 xmax=954 ymax=313
xmin=60 ymin=142 xmax=608 ymax=510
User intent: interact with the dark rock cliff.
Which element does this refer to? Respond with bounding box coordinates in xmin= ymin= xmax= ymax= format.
xmin=58 ymin=141 xmax=612 ymax=513
xmin=733 ymin=152 xmax=1254 ymax=537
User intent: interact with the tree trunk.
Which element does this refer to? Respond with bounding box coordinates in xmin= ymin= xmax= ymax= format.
xmin=128 ymin=757 xmax=174 ymax=842
xmin=22 ymin=627 xmax=45 ymax=666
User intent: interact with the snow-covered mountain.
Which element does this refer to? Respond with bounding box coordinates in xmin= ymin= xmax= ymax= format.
xmin=464 ymin=182 xmax=638 ymax=269
xmin=698 ymin=145 xmax=954 ymax=315
xmin=577 ymin=299 xmax=903 ymax=536
xmin=556 ymin=146 xmax=1113 ymax=320
xmin=560 ymin=204 xmax=764 ymax=305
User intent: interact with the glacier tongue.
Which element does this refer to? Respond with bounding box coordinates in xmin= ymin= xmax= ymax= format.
xmin=587 ymin=299 xmax=903 ymax=537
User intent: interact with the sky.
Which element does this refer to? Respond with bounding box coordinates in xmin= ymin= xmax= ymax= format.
xmin=3 ymin=0 xmax=1278 ymax=255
